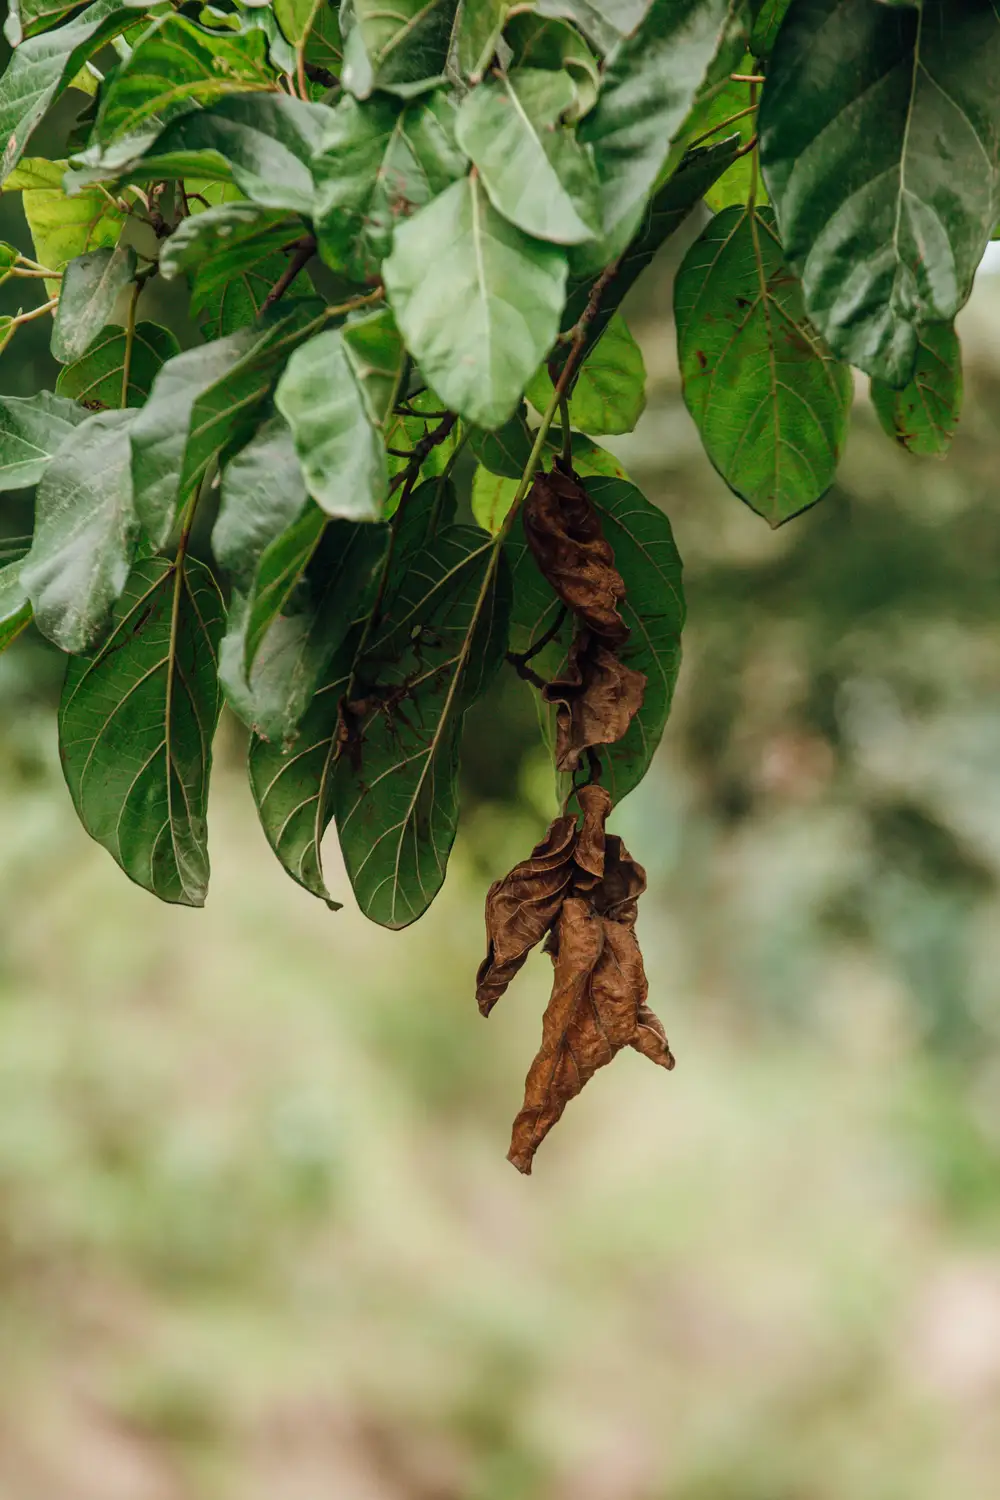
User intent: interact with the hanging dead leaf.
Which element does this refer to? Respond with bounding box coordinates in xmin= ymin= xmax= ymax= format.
xmin=522 ymin=469 xmax=629 ymax=645
xmin=543 ymin=629 xmax=647 ymax=773
xmin=590 ymin=834 xmax=646 ymax=923
xmin=508 ymin=897 xmax=674 ymax=1175
xmin=572 ymin=780 xmax=612 ymax=887
xmin=476 ymin=813 xmax=578 ymax=1016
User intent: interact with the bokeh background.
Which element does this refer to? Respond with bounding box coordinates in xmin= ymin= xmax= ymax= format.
xmin=4 ymin=51 xmax=1000 ymax=1500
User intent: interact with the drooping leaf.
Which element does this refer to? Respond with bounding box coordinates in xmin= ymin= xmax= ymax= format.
xmin=50 ymin=242 xmax=136 ymax=365
xmin=758 ymin=0 xmax=1000 ymax=385
xmin=383 ymin=173 xmax=568 ymax=429
xmin=56 ymin=321 xmax=181 ymax=409
xmin=7 ymin=156 xmax=129 ymax=292
xmin=870 ymin=323 xmax=963 ymax=458
xmin=508 ymin=474 xmax=684 ymax=804
xmin=160 ymin=201 xmax=315 ymax=339
xmin=333 ymin=524 xmax=511 ymax=928
xmin=675 ymin=204 xmax=853 ymax=526
xmin=342 ymin=0 xmax=458 ymax=100
xmin=476 ymin=810 xmax=578 ymax=1013
xmin=579 ymin=0 xmax=743 ymax=245
xmin=456 ymin=68 xmax=600 ymax=246
xmin=59 ymin=555 xmax=226 ymax=907
xmin=22 ymin=408 xmax=138 ymax=653
xmin=312 ymin=91 xmax=466 ymax=282
xmin=72 ymin=93 xmax=329 ymax=216
xmin=275 ymin=306 xmax=406 ymax=521
xmin=0 ymin=0 xmax=135 ymax=181
xmin=132 ymin=302 xmax=325 ymax=548
xmin=527 ymin=312 xmax=646 ymax=435
xmin=503 ymin=13 xmax=601 ymax=119
xmin=92 ymin=14 xmax=274 ymax=145
xmin=0 ymin=390 xmax=89 ymax=489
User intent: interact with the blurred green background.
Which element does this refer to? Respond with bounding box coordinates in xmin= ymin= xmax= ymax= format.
xmin=4 ymin=62 xmax=1000 ymax=1500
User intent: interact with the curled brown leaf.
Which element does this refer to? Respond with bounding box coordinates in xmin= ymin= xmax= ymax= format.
xmin=522 ymin=470 xmax=629 ymax=645
xmin=543 ymin=629 xmax=647 ymax=773
xmin=508 ymin=898 xmax=674 ymax=1175
xmin=573 ymin=781 xmax=612 ymax=887
xmin=476 ymin=814 xmax=578 ymax=1016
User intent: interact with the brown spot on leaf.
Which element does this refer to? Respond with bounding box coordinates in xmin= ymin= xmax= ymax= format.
xmin=522 ymin=470 xmax=629 ymax=645
xmin=542 ymin=629 xmax=646 ymax=774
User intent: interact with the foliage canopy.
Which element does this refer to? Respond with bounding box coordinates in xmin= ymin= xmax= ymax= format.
xmin=0 ymin=0 xmax=986 ymax=1168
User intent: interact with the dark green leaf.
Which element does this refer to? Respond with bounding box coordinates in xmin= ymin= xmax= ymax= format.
xmin=312 ymin=91 xmax=466 ymax=282
xmin=333 ymin=524 xmax=510 ymax=927
xmin=21 ymin=408 xmax=138 ymax=653
xmin=59 ymin=555 xmax=226 ymax=907
xmin=212 ymin=413 xmax=309 ymax=589
xmin=160 ymin=202 xmax=315 ymax=340
xmin=759 ymin=0 xmax=1000 ymax=384
xmin=0 ymin=0 xmax=135 ymax=181
xmin=0 ymin=390 xmax=89 ymax=489
xmin=749 ymin=0 xmax=790 ymax=54
xmin=455 ymin=68 xmax=600 ymax=245
xmin=871 ymin=323 xmax=962 ymax=457
xmin=274 ymin=306 xmax=405 ymax=521
xmin=93 ymin=14 xmax=274 ymax=145
xmin=383 ymin=174 xmax=567 ymax=429
xmin=528 ymin=311 xmax=646 ymax=435
xmin=72 ymin=94 xmax=329 ymax=216
xmin=674 ymin=204 xmax=853 ymax=526
xmin=579 ymin=0 xmax=742 ymax=247
xmin=50 ymin=242 xmax=137 ymax=365
xmin=507 ymin=473 xmax=683 ymax=803
xmin=132 ymin=302 xmax=325 ymax=548
xmin=468 ymin=408 xmax=534 ymax=478
xmin=56 ymin=321 xmax=181 ymax=409
xmin=342 ymin=0 xmax=458 ymax=100
xmin=305 ymin=1 xmax=343 ymax=71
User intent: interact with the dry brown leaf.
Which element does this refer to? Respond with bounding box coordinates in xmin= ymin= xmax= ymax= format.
xmin=522 ymin=470 xmax=629 ymax=645
xmin=476 ymin=814 xmax=578 ymax=1016
xmin=508 ymin=898 xmax=674 ymax=1174
xmin=543 ymin=629 xmax=647 ymax=773
xmin=572 ymin=782 xmax=612 ymax=886
xmin=590 ymin=835 xmax=646 ymax=924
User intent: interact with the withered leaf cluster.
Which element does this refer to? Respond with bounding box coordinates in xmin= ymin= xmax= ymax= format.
xmin=522 ymin=468 xmax=646 ymax=773
xmin=479 ymin=789 xmax=674 ymax=1175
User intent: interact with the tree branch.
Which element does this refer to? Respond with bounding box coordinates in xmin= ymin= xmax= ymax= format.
xmin=262 ymin=235 xmax=317 ymax=311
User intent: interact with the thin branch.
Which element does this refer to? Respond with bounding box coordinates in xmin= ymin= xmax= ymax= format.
xmin=120 ymin=280 xmax=140 ymax=408
xmin=262 ymin=235 xmax=317 ymax=310
xmin=387 ymin=412 xmax=458 ymax=497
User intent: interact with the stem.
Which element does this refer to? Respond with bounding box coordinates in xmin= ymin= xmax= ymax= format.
xmin=8 ymin=297 xmax=58 ymax=326
xmin=731 ymin=73 xmax=765 ymax=83
xmin=296 ymin=44 xmax=308 ymax=101
xmin=687 ymin=101 xmax=758 ymax=151
xmin=262 ymin=235 xmax=317 ymax=310
xmin=120 ymin=279 xmax=140 ymax=409
xmin=559 ymin=392 xmax=572 ymax=466
xmin=387 ymin=412 xmax=458 ymax=498
xmin=747 ymin=83 xmax=760 ymax=210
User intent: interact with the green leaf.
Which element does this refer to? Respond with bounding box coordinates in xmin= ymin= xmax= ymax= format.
xmin=527 ymin=311 xmax=646 ymax=435
xmin=679 ymin=53 xmax=766 ymax=212
xmin=333 ymin=525 xmax=510 ymax=927
xmin=160 ymin=201 xmax=315 ymax=340
xmin=870 ymin=323 xmax=962 ymax=458
xmin=213 ymin=413 xmax=309 ymax=590
xmin=455 ymin=0 xmax=507 ymax=80
xmin=559 ymin=137 xmax=741 ymax=367
xmin=342 ymin=0 xmax=458 ymax=100
xmin=0 ymin=0 xmax=136 ymax=182
xmin=749 ymin=0 xmax=790 ymax=54
xmin=132 ymin=302 xmax=325 ymax=548
xmin=223 ymin=513 xmax=389 ymax=743
xmin=312 ymin=91 xmax=466 ymax=282
xmin=455 ymin=68 xmax=600 ymax=245
xmin=503 ymin=13 xmax=601 ymax=119
xmin=758 ymin=0 xmax=1000 ymax=385
xmin=72 ymin=94 xmax=329 ymax=216
xmin=4 ymin=0 xmax=79 ymax=48
xmin=579 ymin=0 xmax=742 ymax=243
xmin=468 ymin=407 xmax=534 ymax=478
xmin=21 ymin=408 xmax=139 ymax=653
xmin=0 ymin=390 xmax=89 ymax=489
xmin=56 ymin=321 xmax=181 ymax=409
xmin=384 ymin=174 xmax=567 ymax=429
xmin=529 ymin=0 xmax=642 ymax=56
xmin=0 ymin=552 xmax=32 ymax=654
xmin=275 ymin=0 xmax=322 ymax=48
xmin=8 ymin=156 xmax=129 ymax=293
xmin=51 ymin=242 xmax=137 ymax=365
xmin=305 ymin=1 xmax=343 ymax=71
xmin=274 ymin=306 xmax=405 ymax=521
xmin=93 ymin=14 xmax=274 ymax=145
xmin=59 ymin=555 xmax=226 ymax=907
xmin=674 ymin=204 xmax=853 ymax=527
xmin=507 ymin=473 xmax=683 ymax=803
xmin=471 ymin=466 xmax=518 ymax=535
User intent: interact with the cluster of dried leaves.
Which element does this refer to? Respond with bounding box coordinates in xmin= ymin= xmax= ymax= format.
xmin=479 ymin=469 xmax=674 ymax=1173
